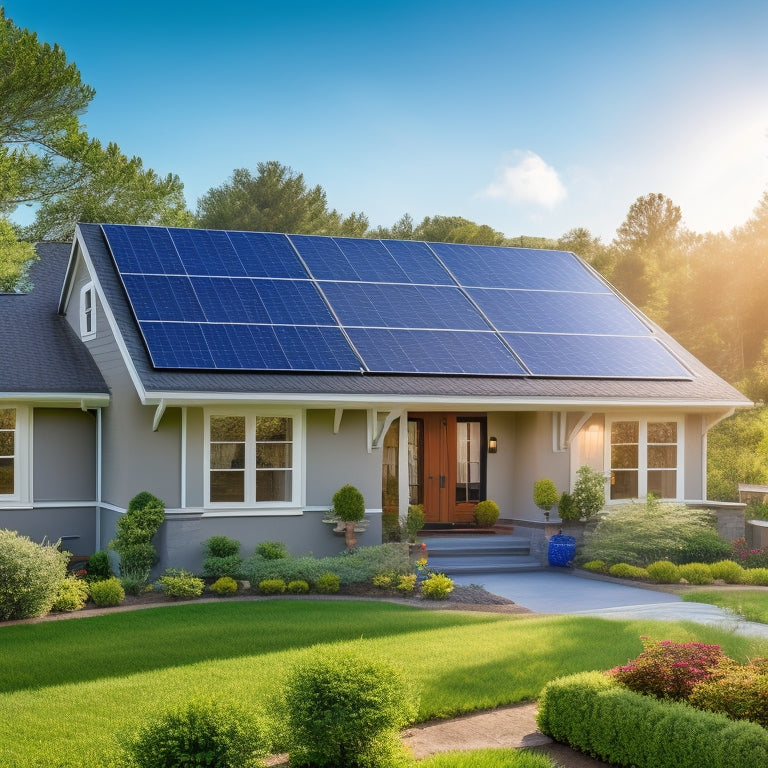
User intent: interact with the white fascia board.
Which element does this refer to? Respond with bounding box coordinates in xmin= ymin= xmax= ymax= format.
xmin=67 ymin=226 xmax=149 ymax=404
xmin=0 ymin=393 xmax=110 ymax=407
xmin=139 ymin=390 xmax=752 ymax=412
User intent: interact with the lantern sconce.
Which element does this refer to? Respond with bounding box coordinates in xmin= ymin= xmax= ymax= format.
xmin=488 ymin=436 xmax=498 ymax=454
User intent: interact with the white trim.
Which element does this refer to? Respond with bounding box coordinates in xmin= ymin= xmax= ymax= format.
xmin=180 ymin=407 xmax=187 ymax=509
xmin=201 ymin=508 xmax=305 ymax=518
xmin=0 ymin=393 xmax=109 ymax=407
xmin=79 ymin=281 xmax=96 ymax=340
xmin=203 ymin=406 xmax=304 ymax=510
xmin=0 ymin=405 xmax=31 ymax=506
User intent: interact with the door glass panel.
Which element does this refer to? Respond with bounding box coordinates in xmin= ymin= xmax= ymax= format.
xmin=381 ymin=420 xmax=399 ymax=512
xmin=407 ymin=419 xmax=423 ymax=505
xmin=456 ymin=420 xmax=482 ymax=503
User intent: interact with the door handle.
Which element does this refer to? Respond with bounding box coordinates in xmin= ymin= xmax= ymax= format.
xmin=439 ymin=475 xmax=445 ymax=489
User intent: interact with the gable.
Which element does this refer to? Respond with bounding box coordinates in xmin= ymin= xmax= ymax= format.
xmin=99 ymin=224 xmax=689 ymax=380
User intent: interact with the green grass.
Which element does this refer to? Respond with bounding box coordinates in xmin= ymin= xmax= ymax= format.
xmin=1 ymin=600 xmax=766 ymax=768
xmin=684 ymin=589 xmax=768 ymax=624
xmin=417 ymin=748 xmax=553 ymax=767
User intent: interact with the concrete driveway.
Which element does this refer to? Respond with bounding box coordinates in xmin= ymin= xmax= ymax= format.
xmin=452 ymin=569 xmax=768 ymax=637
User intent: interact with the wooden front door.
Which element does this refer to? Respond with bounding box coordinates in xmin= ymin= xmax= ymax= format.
xmin=408 ymin=413 xmax=486 ymax=524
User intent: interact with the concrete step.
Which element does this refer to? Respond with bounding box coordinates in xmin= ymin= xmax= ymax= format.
xmin=426 ymin=556 xmax=543 ymax=575
xmin=420 ymin=535 xmax=545 ymax=574
xmin=424 ymin=535 xmax=531 ymax=557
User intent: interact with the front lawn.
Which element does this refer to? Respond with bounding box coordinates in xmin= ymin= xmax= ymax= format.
xmin=1 ymin=600 xmax=765 ymax=768
xmin=684 ymin=589 xmax=768 ymax=624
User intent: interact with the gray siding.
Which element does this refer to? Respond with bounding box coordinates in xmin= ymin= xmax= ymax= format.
xmin=1 ymin=506 xmax=97 ymax=554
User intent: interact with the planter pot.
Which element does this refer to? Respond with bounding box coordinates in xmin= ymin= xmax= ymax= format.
xmin=548 ymin=533 xmax=576 ymax=567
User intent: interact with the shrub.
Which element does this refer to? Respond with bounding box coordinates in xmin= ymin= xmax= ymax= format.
xmin=331 ymin=484 xmax=366 ymax=522
xmin=732 ymin=538 xmax=768 ymax=569
xmin=110 ymin=491 xmax=165 ymax=580
xmin=474 ymin=499 xmax=500 ymax=527
xmin=159 ymin=569 xmax=205 ymax=599
xmin=608 ymin=563 xmax=649 ymax=580
xmin=382 ymin=511 xmax=401 ymax=543
xmin=537 ymin=670 xmax=768 ymax=768
xmin=90 ymin=576 xmax=125 ymax=607
xmin=123 ymin=696 xmax=268 ymax=768
xmin=397 ymin=574 xmax=417 ymax=593
xmin=582 ymin=499 xmax=729 ymax=566
xmin=117 ymin=542 xmax=155 ymax=577
xmin=121 ymin=570 xmax=151 ymax=596
xmin=610 ymin=637 xmax=724 ymax=701
xmin=210 ymin=576 xmax=238 ymax=595
xmin=557 ymin=491 xmax=578 ymax=521
xmin=315 ymin=572 xmax=340 ymax=594
xmin=421 ymin=572 xmax=454 ymax=599
xmin=571 ymin=465 xmax=605 ymax=520
xmin=404 ymin=504 xmax=425 ymax=543
xmin=679 ymin=529 xmax=732 ymax=564
xmin=86 ymin=549 xmax=113 ymax=580
xmin=677 ymin=562 xmax=714 ymax=585
xmin=581 ymin=559 xmax=607 ymax=572
xmin=204 ymin=535 xmax=241 ymax=558
xmin=709 ymin=559 xmax=745 ymax=583
xmin=203 ymin=554 xmax=244 ymax=580
xmin=258 ymin=578 xmax=286 ymax=595
xmin=533 ymin=479 xmax=559 ymax=512
xmin=646 ymin=560 xmax=680 ymax=583
xmin=287 ymin=579 xmax=310 ymax=594
xmin=744 ymin=567 xmax=768 ymax=586
xmin=51 ymin=575 xmax=89 ymax=612
xmin=0 ymin=529 xmax=68 ymax=620
xmin=283 ymin=649 xmax=417 ymax=768
xmin=372 ymin=573 xmax=393 ymax=588
xmin=255 ymin=540 xmax=288 ymax=560
xmin=690 ymin=660 xmax=768 ymax=729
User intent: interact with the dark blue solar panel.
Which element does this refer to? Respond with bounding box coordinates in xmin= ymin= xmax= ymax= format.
xmin=169 ymin=229 xmax=248 ymax=277
xmin=287 ymin=235 xmax=351 ymax=281
xmin=103 ymin=225 xmax=186 ymax=275
xmin=467 ymin=289 xmax=649 ymax=335
xmin=380 ymin=239 xmax=455 ymax=285
xmin=225 ymin=231 xmax=308 ymax=278
xmin=139 ymin=322 xmax=214 ymax=369
xmin=321 ymin=283 xmax=490 ymax=330
xmin=122 ymin=275 xmax=206 ymax=322
xmin=430 ymin=242 xmax=600 ymax=292
xmin=347 ymin=329 xmax=527 ymax=375
xmin=504 ymin=333 xmax=690 ymax=378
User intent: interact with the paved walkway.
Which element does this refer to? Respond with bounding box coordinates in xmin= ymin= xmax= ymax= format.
xmin=452 ymin=569 xmax=768 ymax=637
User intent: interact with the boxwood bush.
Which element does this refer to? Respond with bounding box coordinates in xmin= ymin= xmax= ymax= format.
xmin=0 ymin=529 xmax=68 ymax=620
xmin=51 ymin=575 xmax=89 ymax=612
xmin=537 ymin=671 xmax=768 ymax=768
xmin=90 ymin=576 xmax=125 ymax=607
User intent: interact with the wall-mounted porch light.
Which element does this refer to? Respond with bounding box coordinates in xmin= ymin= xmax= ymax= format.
xmin=488 ymin=436 xmax=498 ymax=454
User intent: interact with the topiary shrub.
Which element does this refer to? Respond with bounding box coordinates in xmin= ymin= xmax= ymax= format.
xmin=51 ymin=575 xmax=90 ymax=612
xmin=203 ymin=536 xmax=243 ymax=579
xmin=608 ymin=563 xmax=649 ymax=580
xmin=474 ymin=499 xmax=500 ymax=527
xmin=287 ymin=579 xmax=310 ymax=594
xmin=90 ymin=576 xmax=125 ymax=607
xmin=678 ymin=562 xmax=714 ymax=585
xmin=123 ymin=696 xmax=268 ymax=768
xmin=86 ymin=549 xmax=113 ymax=580
xmin=258 ymin=578 xmax=286 ymax=595
xmin=315 ymin=572 xmax=340 ymax=594
xmin=332 ymin=484 xmax=365 ymax=522
xmin=646 ymin=560 xmax=680 ymax=584
xmin=283 ymin=649 xmax=417 ymax=768
xmin=159 ymin=569 xmax=205 ymax=599
xmin=533 ymin=479 xmax=559 ymax=515
xmin=421 ymin=572 xmax=454 ymax=599
xmin=210 ymin=576 xmax=238 ymax=595
xmin=709 ymin=559 xmax=745 ymax=583
xmin=557 ymin=491 xmax=578 ymax=521
xmin=204 ymin=536 xmax=241 ymax=558
xmin=110 ymin=491 xmax=165 ymax=589
xmin=255 ymin=540 xmax=288 ymax=560
xmin=0 ymin=529 xmax=68 ymax=620
xmin=610 ymin=637 xmax=724 ymax=701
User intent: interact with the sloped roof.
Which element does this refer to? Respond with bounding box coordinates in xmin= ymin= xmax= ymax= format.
xmin=0 ymin=242 xmax=108 ymax=399
xmin=73 ymin=222 xmax=749 ymax=409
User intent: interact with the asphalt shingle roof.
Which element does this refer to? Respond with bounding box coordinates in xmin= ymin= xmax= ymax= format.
xmin=0 ymin=242 xmax=108 ymax=395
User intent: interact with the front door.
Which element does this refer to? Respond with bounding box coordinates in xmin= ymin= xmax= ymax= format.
xmin=408 ymin=413 xmax=486 ymax=524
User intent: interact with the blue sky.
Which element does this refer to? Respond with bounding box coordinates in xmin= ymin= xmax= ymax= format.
xmin=5 ymin=0 xmax=768 ymax=240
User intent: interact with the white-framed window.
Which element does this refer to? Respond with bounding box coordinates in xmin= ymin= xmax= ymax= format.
xmin=80 ymin=282 xmax=96 ymax=339
xmin=204 ymin=407 xmax=303 ymax=510
xmin=606 ymin=416 xmax=683 ymax=501
xmin=0 ymin=406 xmax=32 ymax=506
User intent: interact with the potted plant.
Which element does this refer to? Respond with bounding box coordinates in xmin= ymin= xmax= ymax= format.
xmin=324 ymin=484 xmax=367 ymax=549
xmin=533 ymin=478 xmax=559 ymax=521
xmin=473 ymin=499 xmax=500 ymax=528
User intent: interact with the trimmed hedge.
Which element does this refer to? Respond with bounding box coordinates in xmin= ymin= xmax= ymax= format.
xmin=537 ymin=671 xmax=768 ymax=768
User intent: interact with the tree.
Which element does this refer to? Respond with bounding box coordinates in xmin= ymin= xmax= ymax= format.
xmin=0 ymin=218 xmax=36 ymax=291
xmin=196 ymin=161 xmax=367 ymax=235
xmin=0 ymin=9 xmax=94 ymax=214
xmin=412 ymin=215 xmax=505 ymax=245
xmin=557 ymin=227 xmax=613 ymax=277
xmin=26 ymin=140 xmax=193 ymax=241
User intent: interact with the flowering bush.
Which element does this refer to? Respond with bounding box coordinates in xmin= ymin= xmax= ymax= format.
xmin=732 ymin=538 xmax=768 ymax=568
xmin=610 ymin=637 xmax=724 ymax=700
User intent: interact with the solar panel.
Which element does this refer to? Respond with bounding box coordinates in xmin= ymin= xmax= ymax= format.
xmin=102 ymin=224 xmax=691 ymax=379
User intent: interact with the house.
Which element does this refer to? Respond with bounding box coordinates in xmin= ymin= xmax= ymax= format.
xmin=1 ymin=223 xmax=751 ymax=572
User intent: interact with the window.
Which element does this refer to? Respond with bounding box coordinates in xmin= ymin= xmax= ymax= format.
xmin=80 ymin=282 xmax=96 ymax=339
xmin=0 ymin=406 xmax=31 ymax=505
xmin=455 ymin=417 xmax=485 ymax=504
xmin=205 ymin=409 xmax=301 ymax=508
xmin=608 ymin=418 xmax=681 ymax=500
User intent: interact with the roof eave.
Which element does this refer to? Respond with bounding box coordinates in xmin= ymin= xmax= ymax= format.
xmin=0 ymin=393 xmax=110 ymax=408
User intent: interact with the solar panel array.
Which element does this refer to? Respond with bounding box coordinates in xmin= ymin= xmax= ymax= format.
xmin=101 ymin=224 xmax=691 ymax=379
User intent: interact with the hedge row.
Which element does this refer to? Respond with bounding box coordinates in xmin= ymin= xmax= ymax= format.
xmin=536 ymin=671 xmax=768 ymax=768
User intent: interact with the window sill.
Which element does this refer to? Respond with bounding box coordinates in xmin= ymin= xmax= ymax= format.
xmin=201 ymin=507 xmax=304 ymax=518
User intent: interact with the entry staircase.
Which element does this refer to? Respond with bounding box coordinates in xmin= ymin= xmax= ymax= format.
xmin=420 ymin=533 xmax=543 ymax=574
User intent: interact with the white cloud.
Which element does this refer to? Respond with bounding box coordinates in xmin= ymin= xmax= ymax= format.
xmin=482 ymin=151 xmax=567 ymax=207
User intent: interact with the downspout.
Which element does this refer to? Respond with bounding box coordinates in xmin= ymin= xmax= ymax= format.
xmin=96 ymin=408 xmax=102 ymax=549
xmin=181 ymin=407 xmax=187 ymax=509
